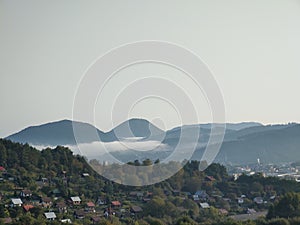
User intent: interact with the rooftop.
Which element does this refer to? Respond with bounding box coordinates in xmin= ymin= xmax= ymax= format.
xmin=71 ymin=196 xmax=81 ymax=202
xmin=11 ymin=198 xmax=23 ymax=205
xmin=44 ymin=212 xmax=56 ymax=219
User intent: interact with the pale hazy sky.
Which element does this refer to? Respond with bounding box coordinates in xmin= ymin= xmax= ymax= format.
xmin=1 ymin=0 xmax=300 ymax=137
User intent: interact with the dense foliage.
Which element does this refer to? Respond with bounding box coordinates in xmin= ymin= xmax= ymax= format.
xmin=1 ymin=139 xmax=300 ymax=225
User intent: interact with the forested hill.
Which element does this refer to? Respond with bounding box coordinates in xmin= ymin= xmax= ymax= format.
xmin=0 ymin=138 xmax=98 ymax=181
xmin=2 ymin=139 xmax=300 ymax=224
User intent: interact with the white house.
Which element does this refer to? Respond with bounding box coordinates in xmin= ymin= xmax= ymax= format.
xmin=61 ymin=219 xmax=72 ymax=223
xmin=11 ymin=198 xmax=23 ymax=207
xmin=70 ymin=196 xmax=81 ymax=205
xmin=253 ymin=197 xmax=263 ymax=204
xmin=238 ymin=198 xmax=244 ymax=204
xmin=44 ymin=212 xmax=56 ymax=220
xmin=199 ymin=202 xmax=210 ymax=209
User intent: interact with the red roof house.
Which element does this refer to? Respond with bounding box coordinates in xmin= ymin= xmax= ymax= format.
xmin=86 ymin=201 xmax=96 ymax=212
xmin=111 ymin=201 xmax=121 ymax=207
xmin=23 ymin=204 xmax=34 ymax=212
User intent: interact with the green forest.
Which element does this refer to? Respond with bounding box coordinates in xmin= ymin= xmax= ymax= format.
xmin=1 ymin=139 xmax=300 ymax=225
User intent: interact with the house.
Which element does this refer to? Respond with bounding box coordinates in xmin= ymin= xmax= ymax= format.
xmin=20 ymin=189 xmax=32 ymax=198
xmin=71 ymin=196 xmax=81 ymax=205
xmin=74 ymin=210 xmax=85 ymax=219
xmin=129 ymin=191 xmax=144 ymax=199
xmin=130 ymin=191 xmax=138 ymax=197
xmin=41 ymin=177 xmax=48 ymax=183
xmin=192 ymin=195 xmax=200 ymax=201
xmin=52 ymin=189 xmax=61 ymax=196
xmin=41 ymin=197 xmax=53 ymax=208
xmin=247 ymin=208 xmax=257 ymax=214
xmin=199 ymin=202 xmax=210 ymax=209
xmin=194 ymin=190 xmax=208 ymax=200
xmin=237 ymin=198 xmax=244 ymax=204
xmin=82 ymin=173 xmax=90 ymax=177
xmin=253 ymin=197 xmax=263 ymax=204
xmin=86 ymin=201 xmax=95 ymax=212
xmin=172 ymin=190 xmax=180 ymax=196
xmin=61 ymin=219 xmax=72 ymax=223
xmin=142 ymin=198 xmax=151 ymax=203
xmin=131 ymin=205 xmax=143 ymax=214
xmin=97 ymin=197 xmax=106 ymax=205
xmin=111 ymin=201 xmax=121 ymax=207
xmin=0 ymin=166 xmax=5 ymax=172
xmin=11 ymin=198 xmax=23 ymax=207
xmin=44 ymin=212 xmax=56 ymax=221
xmin=145 ymin=191 xmax=153 ymax=198
xmin=23 ymin=204 xmax=34 ymax=212
xmin=56 ymin=201 xmax=67 ymax=213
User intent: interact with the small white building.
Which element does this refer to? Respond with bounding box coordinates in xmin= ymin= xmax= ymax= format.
xmin=11 ymin=198 xmax=23 ymax=207
xmin=200 ymin=202 xmax=210 ymax=209
xmin=44 ymin=212 xmax=56 ymax=220
xmin=82 ymin=173 xmax=90 ymax=177
xmin=253 ymin=197 xmax=263 ymax=204
xmin=238 ymin=198 xmax=244 ymax=204
xmin=70 ymin=196 xmax=81 ymax=205
xmin=61 ymin=219 xmax=72 ymax=223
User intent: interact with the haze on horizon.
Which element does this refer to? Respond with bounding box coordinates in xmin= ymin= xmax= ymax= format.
xmin=1 ymin=0 xmax=300 ymax=138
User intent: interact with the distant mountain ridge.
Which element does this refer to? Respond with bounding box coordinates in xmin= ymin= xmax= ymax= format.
xmin=212 ymin=124 xmax=300 ymax=165
xmin=6 ymin=118 xmax=164 ymax=146
xmin=5 ymin=119 xmax=300 ymax=165
xmin=6 ymin=119 xmax=261 ymax=146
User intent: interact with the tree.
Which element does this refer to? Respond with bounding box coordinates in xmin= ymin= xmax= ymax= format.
xmin=142 ymin=159 xmax=152 ymax=166
xmin=144 ymin=197 xmax=166 ymax=218
xmin=154 ymin=159 xmax=160 ymax=164
xmin=267 ymin=218 xmax=290 ymax=225
xmin=0 ymin=143 xmax=7 ymax=167
xmin=267 ymin=192 xmax=300 ymax=219
xmin=18 ymin=214 xmax=35 ymax=225
xmin=0 ymin=205 xmax=8 ymax=218
xmin=176 ymin=216 xmax=197 ymax=225
xmin=204 ymin=163 xmax=228 ymax=181
xmin=182 ymin=177 xmax=202 ymax=193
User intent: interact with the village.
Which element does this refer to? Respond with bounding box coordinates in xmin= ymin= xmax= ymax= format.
xmin=0 ymin=164 xmax=275 ymax=224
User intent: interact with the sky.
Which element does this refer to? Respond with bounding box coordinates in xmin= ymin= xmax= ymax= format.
xmin=1 ymin=0 xmax=300 ymax=138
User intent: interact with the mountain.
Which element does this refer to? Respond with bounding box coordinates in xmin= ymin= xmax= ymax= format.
xmin=100 ymin=118 xmax=165 ymax=142
xmin=6 ymin=118 xmax=165 ymax=146
xmin=194 ymin=124 xmax=300 ymax=165
xmin=161 ymin=122 xmax=262 ymax=148
xmin=5 ymin=120 xmax=258 ymax=147
xmin=109 ymin=122 xmax=300 ymax=165
xmin=6 ymin=120 xmax=104 ymax=146
xmin=5 ymin=119 xmax=300 ymax=165
xmin=198 ymin=122 xmax=262 ymax=130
